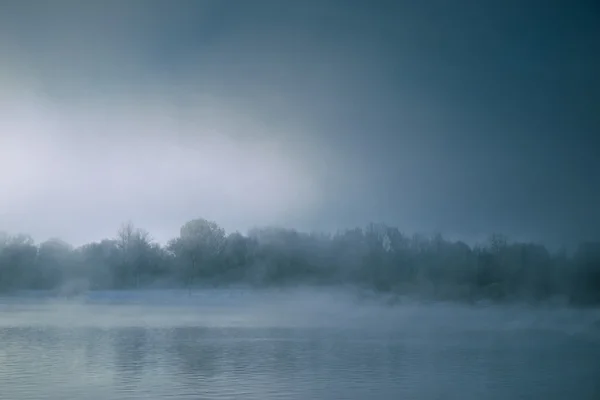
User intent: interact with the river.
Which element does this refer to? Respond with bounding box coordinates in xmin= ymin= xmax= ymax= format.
xmin=0 ymin=289 xmax=598 ymax=399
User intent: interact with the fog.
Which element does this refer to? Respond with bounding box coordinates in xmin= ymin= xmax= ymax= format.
xmin=2 ymin=288 xmax=599 ymax=336
xmin=0 ymin=1 xmax=347 ymax=245
xmin=0 ymin=80 xmax=327 ymax=245
xmin=2 ymin=2 xmax=600 ymax=399
xmin=1 ymin=1 xmax=599 ymax=247
xmin=2 ymin=287 xmax=599 ymax=399
xmin=1 ymin=219 xmax=600 ymax=307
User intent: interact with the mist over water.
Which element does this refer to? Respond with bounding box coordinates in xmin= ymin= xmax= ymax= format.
xmin=1 ymin=289 xmax=599 ymax=400
xmin=1 ymin=1 xmax=599 ymax=399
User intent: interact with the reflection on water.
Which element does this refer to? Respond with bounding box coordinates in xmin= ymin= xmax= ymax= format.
xmin=114 ymin=328 xmax=147 ymax=391
xmin=0 ymin=291 xmax=599 ymax=399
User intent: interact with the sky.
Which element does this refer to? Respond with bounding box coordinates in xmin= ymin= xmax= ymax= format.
xmin=0 ymin=0 xmax=598 ymax=248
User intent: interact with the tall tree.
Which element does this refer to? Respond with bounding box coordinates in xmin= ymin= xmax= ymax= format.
xmin=115 ymin=222 xmax=154 ymax=288
xmin=168 ymin=218 xmax=226 ymax=288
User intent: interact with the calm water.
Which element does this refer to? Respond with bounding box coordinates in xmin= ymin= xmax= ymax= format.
xmin=0 ymin=289 xmax=599 ymax=399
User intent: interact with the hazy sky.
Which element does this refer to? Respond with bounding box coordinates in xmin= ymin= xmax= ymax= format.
xmin=0 ymin=0 xmax=598 ymax=247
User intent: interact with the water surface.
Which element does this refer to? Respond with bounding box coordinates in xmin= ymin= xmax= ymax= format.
xmin=1 ymin=289 xmax=599 ymax=399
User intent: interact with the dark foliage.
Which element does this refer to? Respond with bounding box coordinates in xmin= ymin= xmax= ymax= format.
xmin=0 ymin=220 xmax=598 ymax=305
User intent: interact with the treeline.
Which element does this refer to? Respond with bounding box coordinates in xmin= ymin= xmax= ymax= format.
xmin=1 ymin=218 xmax=599 ymax=305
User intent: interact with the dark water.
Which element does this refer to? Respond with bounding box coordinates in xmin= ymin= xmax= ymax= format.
xmin=0 ymin=290 xmax=599 ymax=399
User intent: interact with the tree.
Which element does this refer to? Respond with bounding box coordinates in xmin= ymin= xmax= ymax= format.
xmin=78 ymin=239 xmax=120 ymax=289
xmin=219 ymin=232 xmax=255 ymax=282
xmin=115 ymin=222 xmax=155 ymax=288
xmin=168 ymin=218 xmax=226 ymax=288
xmin=0 ymin=234 xmax=38 ymax=290
xmin=35 ymin=238 xmax=75 ymax=289
xmin=0 ymin=218 xmax=599 ymax=306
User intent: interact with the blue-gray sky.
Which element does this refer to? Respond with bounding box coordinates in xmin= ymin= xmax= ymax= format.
xmin=0 ymin=0 xmax=598 ymax=247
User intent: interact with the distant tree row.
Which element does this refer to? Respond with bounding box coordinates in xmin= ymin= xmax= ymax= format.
xmin=1 ymin=219 xmax=599 ymax=305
